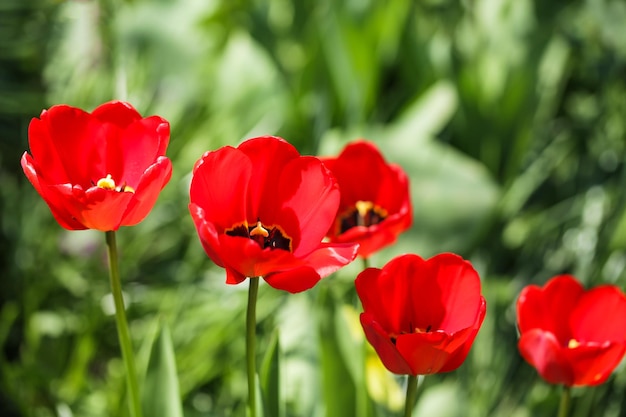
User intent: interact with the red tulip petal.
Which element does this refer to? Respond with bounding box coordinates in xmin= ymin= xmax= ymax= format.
xmin=27 ymin=108 xmax=82 ymax=185
xmin=570 ymin=286 xmax=626 ymax=343
xmin=263 ymin=266 xmax=321 ymax=293
xmin=91 ymin=100 xmax=142 ymax=128
xmin=517 ymin=275 xmax=584 ymax=344
xmin=31 ymin=105 xmax=110 ymax=187
xmin=355 ymin=267 xmax=385 ymax=318
xmin=439 ymin=296 xmax=487 ymax=372
xmin=375 ymin=164 xmax=412 ymax=214
xmin=121 ymin=157 xmax=172 ymax=226
xmin=322 ymin=141 xmax=387 ymax=206
xmin=563 ymin=342 xmax=626 ymax=386
xmin=334 ymin=215 xmax=404 ymax=259
xmin=190 ymin=146 xmax=251 ymax=231
xmin=360 ymin=312 xmax=413 ymax=375
xmin=225 ymin=267 xmax=247 ymax=285
xmin=518 ymin=328 xmax=574 ymax=386
xmin=27 ymin=116 xmax=67 ymax=183
xmin=79 ymin=187 xmax=135 ymax=231
xmin=322 ymin=141 xmax=412 ymax=257
xmin=396 ymin=329 xmax=471 ymax=375
xmin=189 ymin=204 xmax=225 ymax=267
xmin=404 ymin=257 xmax=447 ymax=332
xmin=356 ymin=255 xmax=423 ymax=334
xmin=22 ymin=153 xmax=86 ymax=230
xmin=217 ymin=234 xmax=304 ymax=279
xmin=115 ymin=116 xmax=170 ymax=186
xmin=271 ymin=156 xmax=339 ymax=257
xmin=237 ymin=136 xmax=300 ymax=218
xmin=425 ymin=253 xmax=483 ymax=334
xmin=300 ymin=242 xmax=359 ymax=278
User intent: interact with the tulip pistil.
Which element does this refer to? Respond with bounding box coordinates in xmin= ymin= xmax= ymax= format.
xmin=337 ymin=200 xmax=388 ymax=234
xmin=96 ymin=174 xmax=135 ymax=193
xmin=227 ymin=220 xmax=292 ymax=251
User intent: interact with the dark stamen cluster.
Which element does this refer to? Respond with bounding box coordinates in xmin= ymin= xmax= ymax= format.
xmin=226 ymin=221 xmax=292 ymax=251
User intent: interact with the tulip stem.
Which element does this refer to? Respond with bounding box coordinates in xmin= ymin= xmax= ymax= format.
xmin=105 ymin=231 xmax=142 ymax=417
xmin=403 ymin=375 xmax=419 ymax=417
xmin=557 ymin=385 xmax=571 ymax=417
xmin=246 ymin=277 xmax=260 ymax=417
xmin=362 ymin=257 xmax=370 ymax=270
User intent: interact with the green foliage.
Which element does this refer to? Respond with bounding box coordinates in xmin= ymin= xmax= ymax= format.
xmin=3 ymin=0 xmax=626 ymax=416
xmin=142 ymin=321 xmax=183 ymax=417
xmin=259 ymin=331 xmax=280 ymax=417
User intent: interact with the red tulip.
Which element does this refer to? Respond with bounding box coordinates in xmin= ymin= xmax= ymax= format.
xmin=189 ymin=136 xmax=359 ymax=293
xmin=21 ymin=101 xmax=172 ymax=231
xmin=517 ymin=275 xmax=626 ymax=387
xmin=321 ymin=140 xmax=412 ymax=259
xmin=355 ymin=253 xmax=486 ymax=375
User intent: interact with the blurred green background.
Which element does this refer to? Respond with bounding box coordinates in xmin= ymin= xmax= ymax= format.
xmin=2 ymin=0 xmax=626 ymax=416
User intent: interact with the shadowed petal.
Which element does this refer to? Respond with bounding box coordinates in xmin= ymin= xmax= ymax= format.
xmin=121 ymin=157 xmax=172 ymax=226
xmin=360 ymin=313 xmax=413 ymax=375
xmin=271 ymin=156 xmax=340 ymax=257
xmin=80 ymin=187 xmax=135 ymax=231
xmin=189 ymin=204 xmax=225 ymax=267
xmin=21 ymin=152 xmax=86 ymax=230
xmin=263 ymin=266 xmax=321 ymax=293
xmin=518 ymin=329 xmax=574 ymax=386
xmin=238 ymin=136 xmax=300 ymax=217
xmin=190 ymin=146 xmax=251 ymax=231
xmin=563 ymin=342 xmax=626 ymax=386
xmin=517 ymin=275 xmax=584 ymax=344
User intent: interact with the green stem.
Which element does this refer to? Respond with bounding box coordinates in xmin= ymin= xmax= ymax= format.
xmin=246 ymin=277 xmax=260 ymax=417
xmin=403 ymin=375 xmax=419 ymax=417
xmin=105 ymin=231 xmax=142 ymax=417
xmin=362 ymin=257 xmax=370 ymax=270
xmin=557 ymin=385 xmax=571 ymax=417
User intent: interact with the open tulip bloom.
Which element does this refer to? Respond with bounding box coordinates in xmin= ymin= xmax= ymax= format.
xmin=356 ymin=253 xmax=486 ymax=376
xmin=21 ymin=101 xmax=172 ymax=232
xmin=189 ymin=136 xmax=359 ymax=417
xmin=356 ymin=253 xmax=486 ymax=415
xmin=322 ymin=140 xmax=412 ymax=259
xmin=516 ymin=275 xmax=626 ymax=388
xmin=189 ymin=135 xmax=359 ymax=293
xmin=21 ymin=101 xmax=173 ymax=417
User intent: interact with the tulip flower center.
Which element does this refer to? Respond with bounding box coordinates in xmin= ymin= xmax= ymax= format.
xmin=96 ymin=174 xmax=135 ymax=193
xmin=568 ymin=339 xmax=580 ymax=349
xmin=337 ymin=200 xmax=388 ymax=234
xmin=389 ymin=324 xmax=432 ymax=345
xmin=226 ymin=220 xmax=292 ymax=251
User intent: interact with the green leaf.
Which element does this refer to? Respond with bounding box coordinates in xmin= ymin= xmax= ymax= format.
xmin=260 ymin=330 xmax=281 ymax=417
xmin=318 ymin=289 xmax=356 ymax=417
xmin=254 ymin=373 xmax=265 ymax=417
xmin=142 ymin=321 xmax=184 ymax=417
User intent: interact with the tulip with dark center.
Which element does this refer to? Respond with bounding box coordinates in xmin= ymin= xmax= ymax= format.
xmin=322 ymin=140 xmax=412 ymax=259
xmin=189 ymin=135 xmax=359 ymax=293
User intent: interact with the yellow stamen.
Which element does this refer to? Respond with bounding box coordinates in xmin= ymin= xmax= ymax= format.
xmin=96 ymin=174 xmax=134 ymax=193
xmin=568 ymin=339 xmax=580 ymax=349
xmin=355 ymin=200 xmax=374 ymax=218
xmin=414 ymin=325 xmax=433 ymax=334
xmin=115 ymin=183 xmax=135 ymax=193
xmin=249 ymin=221 xmax=269 ymax=238
xmin=96 ymin=174 xmax=116 ymax=190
